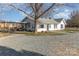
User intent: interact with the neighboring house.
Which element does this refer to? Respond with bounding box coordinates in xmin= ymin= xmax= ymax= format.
xmin=0 ymin=21 xmax=22 ymax=31
xmin=22 ymin=18 xmax=66 ymax=32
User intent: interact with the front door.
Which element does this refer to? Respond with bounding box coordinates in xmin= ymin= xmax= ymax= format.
xmin=47 ymin=24 xmax=49 ymax=31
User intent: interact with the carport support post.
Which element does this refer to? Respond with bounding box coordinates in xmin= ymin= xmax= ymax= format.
xmin=24 ymin=23 xmax=26 ymax=31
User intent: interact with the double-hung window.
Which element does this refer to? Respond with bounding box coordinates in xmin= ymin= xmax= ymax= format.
xmin=40 ymin=24 xmax=44 ymax=28
xmin=61 ymin=24 xmax=63 ymax=29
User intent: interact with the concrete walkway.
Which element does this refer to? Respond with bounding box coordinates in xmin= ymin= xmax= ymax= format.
xmin=0 ymin=33 xmax=79 ymax=55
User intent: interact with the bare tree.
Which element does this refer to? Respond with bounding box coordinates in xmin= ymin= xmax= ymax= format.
xmin=67 ymin=10 xmax=79 ymax=27
xmin=8 ymin=3 xmax=64 ymax=33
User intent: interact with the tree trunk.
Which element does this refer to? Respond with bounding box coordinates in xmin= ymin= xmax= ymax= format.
xmin=34 ymin=19 xmax=38 ymax=33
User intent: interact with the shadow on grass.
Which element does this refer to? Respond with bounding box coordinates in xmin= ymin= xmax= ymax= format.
xmin=0 ymin=46 xmax=44 ymax=56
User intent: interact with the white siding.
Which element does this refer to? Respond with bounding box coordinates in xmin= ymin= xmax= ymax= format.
xmin=48 ymin=19 xmax=66 ymax=31
xmin=37 ymin=24 xmax=47 ymax=32
xmin=48 ymin=24 xmax=59 ymax=31
xmin=36 ymin=20 xmax=65 ymax=32
xmin=24 ymin=18 xmax=66 ymax=32
xmin=48 ymin=24 xmax=54 ymax=31
xmin=57 ymin=20 xmax=65 ymax=30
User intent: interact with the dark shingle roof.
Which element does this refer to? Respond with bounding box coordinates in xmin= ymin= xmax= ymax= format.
xmin=55 ymin=18 xmax=63 ymax=22
xmin=22 ymin=17 xmax=63 ymax=24
xmin=21 ymin=17 xmax=28 ymax=22
xmin=38 ymin=18 xmax=58 ymax=24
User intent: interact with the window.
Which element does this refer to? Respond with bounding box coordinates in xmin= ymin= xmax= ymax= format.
xmin=61 ymin=24 xmax=63 ymax=28
xmin=27 ymin=23 xmax=30 ymax=27
xmin=54 ymin=24 xmax=57 ymax=29
xmin=40 ymin=24 xmax=44 ymax=28
xmin=49 ymin=25 xmax=51 ymax=28
xmin=47 ymin=24 xmax=51 ymax=29
xmin=32 ymin=25 xmax=34 ymax=29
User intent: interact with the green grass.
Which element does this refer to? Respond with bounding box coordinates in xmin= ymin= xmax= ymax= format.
xmin=64 ymin=28 xmax=79 ymax=33
xmin=15 ymin=31 xmax=66 ymax=36
xmin=14 ymin=28 xmax=79 ymax=36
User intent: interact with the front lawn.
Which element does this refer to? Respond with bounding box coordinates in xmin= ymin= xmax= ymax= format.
xmin=15 ymin=31 xmax=66 ymax=36
xmin=65 ymin=27 xmax=79 ymax=33
xmin=14 ymin=28 xmax=79 ymax=36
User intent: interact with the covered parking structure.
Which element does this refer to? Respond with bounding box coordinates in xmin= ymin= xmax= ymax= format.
xmin=0 ymin=21 xmax=27 ymax=32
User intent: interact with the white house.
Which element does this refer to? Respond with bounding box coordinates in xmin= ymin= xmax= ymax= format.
xmin=22 ymin=18 xmax=66 ymax=32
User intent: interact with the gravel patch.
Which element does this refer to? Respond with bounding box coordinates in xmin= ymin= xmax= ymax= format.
xmin=0 ymin=33 xmax=78 ymax=55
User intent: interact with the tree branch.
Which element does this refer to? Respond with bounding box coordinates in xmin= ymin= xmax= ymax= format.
xmin=9 ymin=4 xmax=34 ymax=20
xmin=36 ymin=3 xmax=55 ymax=19
xmin=37 ymin=3 xmax=43 ymax=12
xmin=29 ymin=3 xmax=35 ymax=13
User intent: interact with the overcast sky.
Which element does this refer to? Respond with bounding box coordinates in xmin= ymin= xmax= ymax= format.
xmin=0 ymin=3 xmax=79 ymax=22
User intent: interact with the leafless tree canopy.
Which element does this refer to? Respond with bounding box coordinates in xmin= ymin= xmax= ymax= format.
xmin=9 ymin=3 xmax=64 ymax=20
xmin=67 ymin=10 xmax=79 ymax=27
xmin=8 ymin=3 xmax=64 ymax=32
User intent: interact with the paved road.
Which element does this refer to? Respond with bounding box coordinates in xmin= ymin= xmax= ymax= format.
xmin=0 ymin=33 xmax=79 ymax=55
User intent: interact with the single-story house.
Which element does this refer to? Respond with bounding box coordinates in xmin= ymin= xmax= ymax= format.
xmin=22 ymin=18 xmax=66 ymax=32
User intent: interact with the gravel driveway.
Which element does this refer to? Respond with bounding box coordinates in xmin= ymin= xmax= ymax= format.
xmin=0 ymin=33 xmax=79 ymax=56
